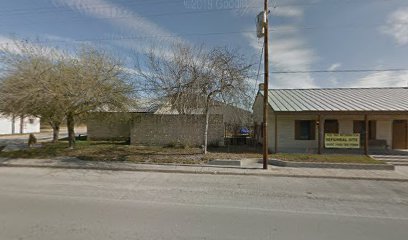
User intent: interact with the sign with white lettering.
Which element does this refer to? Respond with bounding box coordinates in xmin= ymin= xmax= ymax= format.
xmin=324 ymin=133 xmax=360 ymax=149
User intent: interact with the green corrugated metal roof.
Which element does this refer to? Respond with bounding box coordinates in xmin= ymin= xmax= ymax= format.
xmin=261 ymin=87 xmax=408 ymax=112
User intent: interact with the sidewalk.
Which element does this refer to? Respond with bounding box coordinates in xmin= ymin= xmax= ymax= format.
xmin=1 ymin=157 xmax=408 ymax=181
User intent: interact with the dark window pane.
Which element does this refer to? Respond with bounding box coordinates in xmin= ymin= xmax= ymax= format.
xmin=295 ymin=120 xmax=316 ymax=140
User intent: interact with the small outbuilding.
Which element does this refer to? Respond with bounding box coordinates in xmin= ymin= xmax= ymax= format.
xmin=253 ymin=87 xmax=408 ymax=154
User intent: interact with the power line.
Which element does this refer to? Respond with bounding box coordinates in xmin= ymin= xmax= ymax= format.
xmin=1 ymin=36 xmax=407 ymax=75
xmin=254 ymin=41 xmax=265 ymax=91
xmin=0 ymin=4 xmax=249 ymax=19
xmin=0 ymin=0 xmax=184 ymax=16
xmin=128 ymin=69 xmax=408 ymax=93
xmin=0 ymin=30 xmax=255 ymax=47
xmin=239 ymin=68 xmax=408 ymax=76
xmin=0 ymin=7 xmax=254 ymax=29
xmin=0 ymin=22 xmax=388 ymax=46
xmin=0 ymin=1 xmax=403 ymax=28
xmin=271 ymin=69 xmax=408 ymax=74
xmin=0 ymin=0 xmax=400 ymax=17
xmin=0 ymin=0 xmax=395 ymax=31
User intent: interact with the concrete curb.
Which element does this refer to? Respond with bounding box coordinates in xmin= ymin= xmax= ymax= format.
xmin=1 ymin=163 xmax=408 ymax=182
xmin=209 ymin=158 xmax=260 ymax=167
xmin=265 ymin=159 xmax=395 ymax=170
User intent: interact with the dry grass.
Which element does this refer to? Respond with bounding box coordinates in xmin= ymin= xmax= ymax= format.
xmin=0 ymin=141 xmax=207 ymax=164
xmin=272 ymin=153 xmax=383 ymax=164
xmin=0 ymin=141 xmax=383 ymax=164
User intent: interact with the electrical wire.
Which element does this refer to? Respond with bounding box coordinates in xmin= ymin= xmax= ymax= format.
xmin=0 ymin=0 xmax=400 ymax=17
xmin=271 ymin=69 xmax=408 ymax=74
xmin=0 ymin=0 xmax=402 ymax=29
xmin=254 ymin=42 xmax=264 ymax=92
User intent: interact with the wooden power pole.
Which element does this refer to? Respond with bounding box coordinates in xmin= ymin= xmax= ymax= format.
xmin=262 ymin=0 xmax=269 ymax=170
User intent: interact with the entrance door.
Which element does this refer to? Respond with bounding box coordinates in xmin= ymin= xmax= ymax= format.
xmin=392 ymin=120 xmax=408 ymax=149
xmin=324 ymin=120 xmax=339 ymax=133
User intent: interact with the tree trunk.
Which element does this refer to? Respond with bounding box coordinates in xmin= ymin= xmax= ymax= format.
xmin=66 ymin=113 xmax=75 ymax=149
xmin=19 ymin=114 xmax=24 ymax=134
xmin=203 ymin=104 xmax=210 ymax=154
xmin=50 ymin=123 xmax=60 ymax=143
xmin=11 ymin=115 xmax=15 ymax=134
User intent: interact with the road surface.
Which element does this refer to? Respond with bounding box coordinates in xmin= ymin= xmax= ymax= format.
xmin=0 ymin=167 xmax=407 ymax=240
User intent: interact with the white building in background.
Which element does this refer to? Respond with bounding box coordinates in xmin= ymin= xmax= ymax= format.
xmin=0 ymin=115 xmax=40 ymax=135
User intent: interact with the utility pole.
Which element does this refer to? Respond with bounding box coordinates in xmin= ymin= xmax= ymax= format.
xmin=262 ymin=0 xmax=269 ymax=169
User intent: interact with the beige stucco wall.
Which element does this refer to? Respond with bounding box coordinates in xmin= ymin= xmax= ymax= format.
xmin=130 ymin=114 xmax=224 ymax=147
xmin=324 ymin=114 xmax=408 ymax=148
xmin=376 ymin=120 xmax=393 ymax=147
xmin=274 ymin=114 xmax=318 ymax=153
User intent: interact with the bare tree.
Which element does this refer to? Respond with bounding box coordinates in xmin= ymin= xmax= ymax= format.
xmin=0 ymin=41 xmax=136 ymax=148
xmin=58 ymin=47 xmax=136 ymax=148
xmin=0 ymin=44 xmax=66 ymax=142
xmin=137 ymin=44 xmax=252 ymax=153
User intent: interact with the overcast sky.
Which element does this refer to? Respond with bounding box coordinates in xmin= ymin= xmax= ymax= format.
xmin=0 ymin=0 xmax=408 ymax=90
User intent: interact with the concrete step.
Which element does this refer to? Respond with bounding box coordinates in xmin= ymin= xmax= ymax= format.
xmin=387 ymin=162 xmax=408 ymax=166
xmin=371 ymin=155 xmax=408 ymax=159
xmin=375 ymin=161 xmax=408 ymax=164
xmin=370 ymin=154 xmax=408 ymax=166
xmin=381 ymin=159 xmax=408 ymax=162
xmin=372 ymin=158 xmax=408 ymax=161
xmin=373 ymin=158 xmax=408 ymax=161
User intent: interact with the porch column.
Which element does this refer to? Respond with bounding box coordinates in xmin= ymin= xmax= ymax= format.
xmin=274 ymin=113 xmax=278 ymax=153
xmin=364 ymin=114 xmax=369 ymax=155
xmin=317 ymin=114 xmax=322 ymax=154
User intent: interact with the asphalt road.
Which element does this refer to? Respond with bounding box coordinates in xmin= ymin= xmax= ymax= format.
xmin=0 ymin=167 xmax=407 ymax=240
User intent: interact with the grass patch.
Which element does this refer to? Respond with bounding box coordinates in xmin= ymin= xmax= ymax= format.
xmin=272 ymin=153 xmax=383 ymax=164
xmin=0 ymin=141 xmax=207 ymax=164
xmin=0 ymin=141 xmax=92 ymax=159
xmin=0 ymin=141 xmax=383 ymax=165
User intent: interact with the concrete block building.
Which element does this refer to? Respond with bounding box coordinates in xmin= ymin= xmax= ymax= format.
xmin=87 ymin=100 xmax=250 ymax=146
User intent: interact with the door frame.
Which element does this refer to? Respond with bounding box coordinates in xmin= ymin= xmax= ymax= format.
xmin=392 ymin=120 xmax=408 ymax=149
